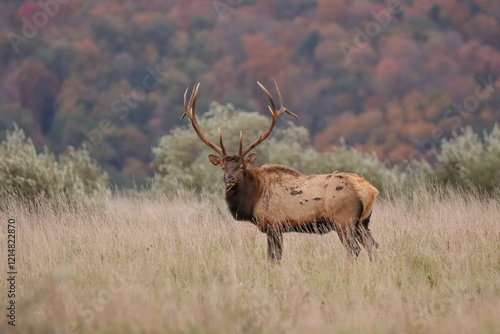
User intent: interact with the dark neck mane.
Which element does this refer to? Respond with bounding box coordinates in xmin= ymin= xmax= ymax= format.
xmin=225 ymin=169 xmax=260 ymax=222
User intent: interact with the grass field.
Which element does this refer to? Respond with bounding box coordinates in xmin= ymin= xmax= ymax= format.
xmin=1 ymin=189 xmax=499 ymax=334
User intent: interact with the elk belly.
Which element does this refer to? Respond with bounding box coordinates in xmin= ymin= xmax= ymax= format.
xmin=254 ymin=181 xmax=327 ymax=229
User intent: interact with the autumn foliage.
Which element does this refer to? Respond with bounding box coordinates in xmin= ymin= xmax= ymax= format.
xmin=0 ymin=0 xmax=499 ymax=186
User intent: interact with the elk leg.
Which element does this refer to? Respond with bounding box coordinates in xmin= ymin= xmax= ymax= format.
xmin=267 ymin=230 xmax=283 ymax=263
xmin=355 ymin=214 xmax=379 ymax=261
xmin=337 ymin=226 xmax=360 ymax=260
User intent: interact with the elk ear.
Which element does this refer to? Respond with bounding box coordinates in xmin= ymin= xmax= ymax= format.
xmin=208 ymin=154 xmax=223 ymax=166
xmin=244 ymin=153 xmax=257 ymax=166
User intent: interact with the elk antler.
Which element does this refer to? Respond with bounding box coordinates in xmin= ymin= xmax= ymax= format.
xmin=181 ymin=83 xmax=227 ymax=157
xmin=239 ymin=80 xmax=299 ymax=157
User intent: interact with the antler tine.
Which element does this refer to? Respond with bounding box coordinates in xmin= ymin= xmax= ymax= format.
xmin=273 ymin=79 xmax=299 ymax=120
xmin=191 ymin=82 xmax=200 ymax=114
xmin=181 ymin=87 xmax=189 ymax=120
xmin=257 ymin=81 xmax=276 ymax=112
xmin=218 ymin=127 xmax=226 ymax=156
xmin=180 ymin=83 xmax=225 ymax=157
xmin=239 ymin=81 xmax=298 ymax=157
xmin=268 ymin=106 xmax=275 ymax=118
xmin=238 ymin=131 xmax=243 ymax=156
xmin=273 ymin=80 xmax=284 ymax=111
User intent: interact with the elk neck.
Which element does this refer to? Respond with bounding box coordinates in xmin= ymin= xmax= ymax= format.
xmin=224 ymin=168 xmax=261 ymax=223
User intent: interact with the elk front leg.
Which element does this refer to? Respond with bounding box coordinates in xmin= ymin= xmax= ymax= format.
xmin=266 ymin=230 xmax=283 ymax=263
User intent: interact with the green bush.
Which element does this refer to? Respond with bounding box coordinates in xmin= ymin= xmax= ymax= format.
xmin=0 ymin=126 xmax=109 ymax=208
xmin=152 ymin=102 xmax=404 ymax=196
xmin=152 ymin=102 xmax=270 ymax=193
xmin=436 ymin=125 xmax=500 ymax=193
xmin=316 ymin=145 xmax=408 ymax=194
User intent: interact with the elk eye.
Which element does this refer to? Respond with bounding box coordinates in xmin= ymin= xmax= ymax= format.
xmin=240 ymin=165 xmax=244 ymax=170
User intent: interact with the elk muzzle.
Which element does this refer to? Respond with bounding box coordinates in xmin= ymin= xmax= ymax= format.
xmin=225 ymin=175 xmax=236 ymax=190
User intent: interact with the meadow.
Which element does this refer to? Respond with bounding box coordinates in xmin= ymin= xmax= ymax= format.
xmin=0 ymin=189 xmax=499 ymax=334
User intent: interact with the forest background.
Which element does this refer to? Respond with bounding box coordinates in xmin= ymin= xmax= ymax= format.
xmin=1 ymin=3 xmax=500 ymax=333
xmin=1 ymin=0 xmax=499 ymax=188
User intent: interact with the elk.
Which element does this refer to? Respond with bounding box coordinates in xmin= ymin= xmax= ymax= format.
xmin=181 ymin=81 xmax=379 ymax=263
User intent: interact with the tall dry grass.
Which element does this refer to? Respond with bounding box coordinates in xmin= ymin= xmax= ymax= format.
xmin=0 ymin=189 xmax=499 ymax=334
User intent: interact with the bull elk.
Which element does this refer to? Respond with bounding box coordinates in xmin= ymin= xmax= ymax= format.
xmin=181 ymin=81 xmax=379 ymax=262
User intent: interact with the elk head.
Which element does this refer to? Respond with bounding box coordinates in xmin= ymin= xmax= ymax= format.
xmin=181 ymin=80 xmax=298 ymax=191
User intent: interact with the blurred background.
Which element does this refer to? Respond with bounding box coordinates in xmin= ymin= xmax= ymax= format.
xmin=0 ymin=0 xmax=499 ymax=188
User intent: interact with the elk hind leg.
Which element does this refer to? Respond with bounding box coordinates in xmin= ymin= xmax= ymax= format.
xmin=337 ymin=224 xmax=361 ymax=260
xmin=266 ymin=229 xmax=283 ymax=263
xmin=355 ymin=213 xmax=379 ymax=261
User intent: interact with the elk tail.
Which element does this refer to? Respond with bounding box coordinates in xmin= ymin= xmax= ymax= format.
xmin=349 ymin=174 xmax=379 ymax=221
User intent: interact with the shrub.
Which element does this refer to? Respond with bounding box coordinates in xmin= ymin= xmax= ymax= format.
xmin=152 ymin=102 xmax=404 ymax=196
xmin=317 ymin=145 xmax=408 ymax=194
xmin=436 ymin=125 xmax=500 ymax=193
xmin=0 ymin=126 xmax=109 ymax=208
xmin=152 ymin=102 xmax=270 ymax=193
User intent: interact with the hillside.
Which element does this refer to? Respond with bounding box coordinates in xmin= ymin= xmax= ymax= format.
xmin=1 ymin=0 xmax=499 ymax=186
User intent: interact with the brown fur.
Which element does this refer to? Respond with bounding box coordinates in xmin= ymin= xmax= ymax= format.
xmin=222 ymin=162 xmax=379 ymax=262
xmin=183 ymin=81 xmax=378 ymax=262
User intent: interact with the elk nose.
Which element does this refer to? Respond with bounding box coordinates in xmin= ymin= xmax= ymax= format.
xmin=225 ymin=175 xmax=236 ymax=184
